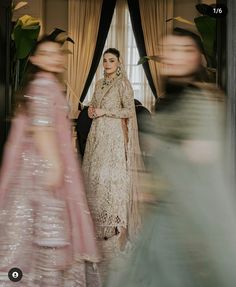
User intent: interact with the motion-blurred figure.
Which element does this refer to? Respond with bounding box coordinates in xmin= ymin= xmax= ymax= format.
xmin=104 ymin=29 xmax=236 ymax=287
xmin=0 ymin=36 xmax=100 ymax=286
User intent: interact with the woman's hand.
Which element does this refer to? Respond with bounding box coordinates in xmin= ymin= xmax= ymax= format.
xmin=94 ymin=108 xmax=105 ymax=118
xmin=88 ymin=107 xmax=105 ymax=119
xmin=88 ymin=106 xmax=95 ymax=119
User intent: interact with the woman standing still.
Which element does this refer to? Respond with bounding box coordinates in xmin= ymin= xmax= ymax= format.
xmin=82 ymin=48 xmax=142 ymax=280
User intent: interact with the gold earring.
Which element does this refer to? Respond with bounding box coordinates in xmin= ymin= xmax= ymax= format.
xmin=116 ymin=66 xmax=121 ymax=76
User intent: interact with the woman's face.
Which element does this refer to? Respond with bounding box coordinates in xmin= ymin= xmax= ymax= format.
xmin=103 ymin=53 xmax=120 ymax=76
xmin=160 ymin=35 xmax=202 ymax=78
xmin=30 ymin=41 xmax=65 ymax=73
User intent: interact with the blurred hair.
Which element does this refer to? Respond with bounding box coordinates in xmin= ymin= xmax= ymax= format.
xmin=170 ymin=27 xmax=213 ymax=82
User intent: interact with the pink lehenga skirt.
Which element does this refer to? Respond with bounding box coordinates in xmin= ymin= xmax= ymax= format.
xmin=0 ymin=113 xmax=101 ymax=286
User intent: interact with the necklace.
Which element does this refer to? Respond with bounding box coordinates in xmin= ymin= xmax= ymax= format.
xmin=101 ymin=75 xmax=117 ymax=89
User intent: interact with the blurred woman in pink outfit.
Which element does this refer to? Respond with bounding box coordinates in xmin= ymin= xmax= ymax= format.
xmin=0 ymin=36 xmax=100 ymax=286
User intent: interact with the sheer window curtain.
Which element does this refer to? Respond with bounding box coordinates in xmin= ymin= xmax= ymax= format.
xmin=67 ymin=0 xmax=103 ymax=119
xmin=84 ymin=0 xmax=155 ymax=111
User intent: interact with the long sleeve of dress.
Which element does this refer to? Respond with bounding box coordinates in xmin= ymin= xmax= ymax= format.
xmin=104 ymin=79 xmax=134 ymax=119
xmin=89 ymin=93 xmax=96 ymax=107
xmin=89 ymin=81 xmax=101 ymax=107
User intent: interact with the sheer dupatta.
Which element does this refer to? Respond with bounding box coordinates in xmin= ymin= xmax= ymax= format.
xmin=119 ymin=63 xmax=144 ymax=240
xmin=125 ymin=97 xmax=144 ymax=241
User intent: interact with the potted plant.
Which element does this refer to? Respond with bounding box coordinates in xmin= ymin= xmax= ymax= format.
xmin=11 ymin=1 xmax=74 ymax=110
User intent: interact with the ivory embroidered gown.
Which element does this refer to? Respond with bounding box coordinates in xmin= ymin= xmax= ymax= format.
xmin=0 ymin=72 xmax=100 ymax=286
xmin=82 ymin=73 xmax=142 ymax=280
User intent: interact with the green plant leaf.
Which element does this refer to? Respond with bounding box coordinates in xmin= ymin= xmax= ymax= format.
xmin=13 ymin=15 xmax=40 ymax=59
xmin=137 ymin=55 xmax=161 ymax=65
xmin=19 ymin=15 xmax=40 ymax=26
xmin=137 ymin=56 xmax=150 ymax=65
xmin=14 ymin=28 xmax=40 ymax=59
xmin=148 ymin=55 xmax=161 ymax=62
xmin=166 ymin=17 xmax=195 ymax=26
xmin=22 ymin=25 xmax=41 ymax=30
xmin=196 ymin=4 xmax=211 ymax=15
xmin=194 ymin=15 xmax=216 ymax=67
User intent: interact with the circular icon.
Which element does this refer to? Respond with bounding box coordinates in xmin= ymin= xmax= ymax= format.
xmin=8 ymin=268 xmax=23 ymax=282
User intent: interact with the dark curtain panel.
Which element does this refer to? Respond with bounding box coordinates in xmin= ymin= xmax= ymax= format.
xmin=127 ymin=0 xmax=157 ymax=99
xmin=79 ymin=0 xmax=117 ymax=103
xmin=0 ymin=0 xmax=12 ymax=162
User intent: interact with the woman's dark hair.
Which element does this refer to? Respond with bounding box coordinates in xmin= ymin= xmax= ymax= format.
xmin=172 ymin=27 xmax=212 ymax=82
xmin=14 ymin=35 xmax=62 ymax=114
xmin=103 ymin=48 xmax=120 ymax=60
